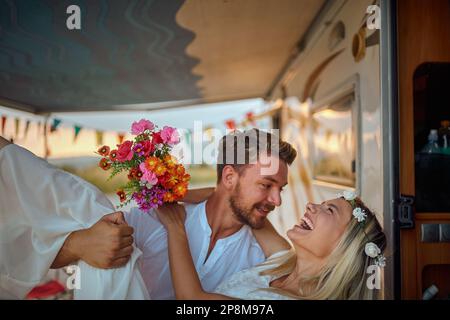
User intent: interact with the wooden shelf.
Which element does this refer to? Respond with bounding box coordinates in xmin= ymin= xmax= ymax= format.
xmin=416 ymin=213 xmax=450 ymax=221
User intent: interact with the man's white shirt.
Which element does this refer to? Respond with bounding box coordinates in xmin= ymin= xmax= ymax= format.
xmin=125 ymin=201 xmax=266 ymax=299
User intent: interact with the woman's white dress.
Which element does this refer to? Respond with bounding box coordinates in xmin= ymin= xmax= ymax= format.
xmin=214 ymin=250 xmax=294 ymax=300
xmin=0 ymin=144 xmax=149 ymax=299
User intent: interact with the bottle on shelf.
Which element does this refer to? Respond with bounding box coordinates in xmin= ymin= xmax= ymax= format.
xmin=421 ymin=129 xmax=440 ymax=154
xmin=422 ymin=284 xmax=439 ymax=300
xmin=438 ymin=120 xmax=450 ymax=155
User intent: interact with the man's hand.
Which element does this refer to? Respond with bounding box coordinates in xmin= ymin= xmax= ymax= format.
xmin=51 ymin=211 xmax=135 ymax=269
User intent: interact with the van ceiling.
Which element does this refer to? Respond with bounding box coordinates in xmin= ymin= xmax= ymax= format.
xmin=0 ymin=0 xmax=325 ymax=113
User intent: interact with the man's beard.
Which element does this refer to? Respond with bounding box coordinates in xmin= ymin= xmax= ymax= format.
xmin=228 ymin=183 xmax=275 ymax=229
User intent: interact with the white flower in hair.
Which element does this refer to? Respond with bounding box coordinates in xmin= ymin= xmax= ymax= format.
xmin=365 ymin=242 xmax=381 ymax=258
xmin=353 ymin=207 xmax=367 ymax=222
xmin=375 ymin=255 xmax=386 ymax=268
xmin=343 ymin=190 xmax=357 ymax=201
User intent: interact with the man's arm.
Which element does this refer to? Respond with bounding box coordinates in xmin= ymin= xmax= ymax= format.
xmin=252 ymin=219 xmax=291 ymax=258
xmin=182 ymin=187 xmax=215 ymax=204
xmin=51 ymin=211 xmax=135 ymax=269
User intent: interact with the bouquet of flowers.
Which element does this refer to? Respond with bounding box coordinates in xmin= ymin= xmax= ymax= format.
xmin=96 ymin=119 xmax=190 ymax=212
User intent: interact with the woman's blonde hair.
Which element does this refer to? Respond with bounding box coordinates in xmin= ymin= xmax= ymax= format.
xmin=260 ymin=197 xmax=387 ymax=299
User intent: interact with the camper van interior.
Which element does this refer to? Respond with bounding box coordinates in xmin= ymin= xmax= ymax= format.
xmin=397 ymin=0 xmax=450 ymax=299
xmin=1 ymin=0 xmax=450 ymax=301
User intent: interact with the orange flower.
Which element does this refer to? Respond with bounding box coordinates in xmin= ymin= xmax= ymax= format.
xmin=180 ymin=173 xmax=190 ymax=183
xmin=174 ymin=164 xmax=185 ymax=177
xmin=144 ymin=156 xmax=160 ymax=171
xmin=163 ymin=155 xmax=177 ymax=169
xmin=163 ymin=192 xmax=176 ymax=203
xmin=161 ymin=173 xmax=178 ymax=189
xmin=116 ymin=190 xmax=126 ymax=203
xmin=173 ymin=182 xmax=188 ymax=198
xmin=97 ymin=145 xmax=110 ymax=156
xmin=99 ymin=158 xmax=111 ymax=170
xmin=153 ymin=163 xmax=167 ymax=177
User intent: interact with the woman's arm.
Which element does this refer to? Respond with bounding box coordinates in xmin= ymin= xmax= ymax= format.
xmin=182 ymin=187 xmax=215 ymax=204
xmin=156 ymin=204 xmax=234 ymax=300
xmin=252 ymin=219 xmax=291 ymax=258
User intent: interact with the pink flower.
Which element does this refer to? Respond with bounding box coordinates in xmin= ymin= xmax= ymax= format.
xmin=139 ymin=162 xmax=148 ymax=173
xmin=141 ymin=169 xmax=158 ymax=186
xmin=131 ymin=119 xmax=155 ymax=135
xmin=116 ymin=140 xmax=134 ymax=162
xmin=160 ymin=126 xmax=180 ymax=145
xmin=139 ymin=162 xmax=158 ymax=186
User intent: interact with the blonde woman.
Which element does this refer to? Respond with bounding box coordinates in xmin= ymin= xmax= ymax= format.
xmin=156 ymin=190 xmax=387 ymax=300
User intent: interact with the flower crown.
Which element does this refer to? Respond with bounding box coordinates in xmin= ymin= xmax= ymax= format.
xmin=337 ymin=190 xmax=386 ymax=268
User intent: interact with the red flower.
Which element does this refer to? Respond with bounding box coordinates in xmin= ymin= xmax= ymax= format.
xmin=152 ymin=131 xmax=163 ymax=144
xmin=116 ymin=190 xmax=126 ymax=203
xmin=109 ymin=149 xmax=118 ymax=162
xmin=99 ymin=158 xmax=111 ymax=170
xmin=128 ymin=167 xmax=143 ymax=180
xmin=116 ymin=140 xmax=134 ymax=162
xmin=97 ymin=145 xmax=110 ymax=156
xmin=141 ymin=140 xmax=155 ymax=156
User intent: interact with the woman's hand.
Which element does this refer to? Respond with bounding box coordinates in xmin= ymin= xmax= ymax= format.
xmin=155 ymin=203 xmax=186 ymax=232
xmin=156 ymin=202 xmax=233 ymax=300
xmin=182 ymin=187 xmax=215 ymax=203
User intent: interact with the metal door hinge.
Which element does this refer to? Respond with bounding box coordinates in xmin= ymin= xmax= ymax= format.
xmin=398 ymin=195 xmax=415 ymax=229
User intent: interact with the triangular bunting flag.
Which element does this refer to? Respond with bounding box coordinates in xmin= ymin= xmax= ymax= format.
xmin=246 ymin=111 xmax=256 ymax=126
xmin=50 ymin=119 xmax=62 ymax=133
xmin=1 ymin=115 xmax=6 ymax=135
xmin=204 ymin=126 xmax=213 ymax=140
xmin=24 ymin=120 xmax=31 ymax=139
xmin=45 ymin=146 xmax=51 ymax=158
xmin=117 ymin=133 xmax=125 ymax=144
xmin=74 ymin=125 xmax=82 ymax=142
xmin=14 ymin=118 xmax=20 ymax=138
xmin=96 ymin=130 xmax=104 ymax=146
xmin=225 ymin=119 xmax=236 ymax=130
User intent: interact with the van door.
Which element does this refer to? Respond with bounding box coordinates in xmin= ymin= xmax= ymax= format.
xmin=397 ymin=0 xmax=450 ymax=300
